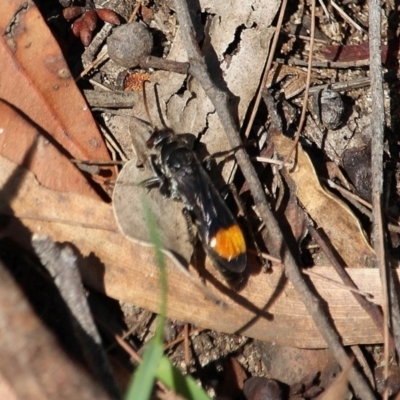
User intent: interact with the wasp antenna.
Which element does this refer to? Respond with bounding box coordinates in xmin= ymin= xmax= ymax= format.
xmin=154 ymin=83 xmax=169 ymax=129
xmin=143 ymin=80 xmax=154 ymax=128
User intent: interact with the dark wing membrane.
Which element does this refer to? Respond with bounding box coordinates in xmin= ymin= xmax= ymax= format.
xmin=171 ymin=154 xmax=236 ymax=238
xmin=172 ymin=153 xmax=246 ymax=274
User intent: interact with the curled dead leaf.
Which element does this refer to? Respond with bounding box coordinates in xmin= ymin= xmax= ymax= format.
xmin=62 ymin=6 xmax=84 ymax=21
xmin=96 ymin=8 xmax=120 ymax=25
xmin=273 ymin=134 xmax=375 ymax=268
xmin=112 ymin=158 xmax=193 ymax=266
xmin=84 ymin=10 xmax=98 ymax=32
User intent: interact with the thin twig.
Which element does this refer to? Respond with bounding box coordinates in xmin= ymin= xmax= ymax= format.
xmin=77 ymin=50 xmax=108 ymax=82
xmin=317 ymin=0 xmax=330 ymax=19
xmin=71 ymin=158 xmax=126 ymax=166
xmin=351 ymin=345 xmax=376 ymax=389
xmin=287 ymin=33 xmax=328 ymax=44
xmin=128 ymin=0 xmax=143 ymax=24
xmin=369 ymin=0 xmax=390 ymax=391
xmin=164 ymin=328 xmax=206 ymax=351
xmin=326 ymin=179 xmax=400 ymax=235
xmin=309 ymin=225 xmax=395 ymax=353
xmin=278 ymin=56 xmax=372 ymax=69
xmin=183 ymin=324 xmax=190 ymax=371
xmin=111 ymin=330 xmax=170 ymax=394
xmin=252 ymin=156 xmax=294 ymax=168
xmin=282 ymin=0 xmax=316 ymax=166
xmin=243 ymin=0 xmax=288 ymax=140
xmin=331 ymin=0 xmax=365 ymax=33
xmin=84 ymin=89 xmax=140 ymax=108
xmin=173 ymin=0 xmax=376 ymax=398
xmin=81 ymin=23 xmax=113 ymax=67
xmin=302 ymin=269 xmax=374 ymax=299
xmin=89 ymin=79 xmax=112 ymax=91
xmin=325 ymin=179 xmax=372 ymax=210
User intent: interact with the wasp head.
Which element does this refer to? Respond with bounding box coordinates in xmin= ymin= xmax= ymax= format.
xmin=146 ymin=128 xmax=175 ymax=149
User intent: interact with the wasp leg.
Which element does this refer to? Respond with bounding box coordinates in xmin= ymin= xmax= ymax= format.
xmin=140 ymin=155 xmax=172 ymax=197
xmin=140 ymin=175 xmax=171 ymax=198
xmin=182 ymin=208 xmax=196 ymax=245
xmin=140 ymin=176 xmax=163 ymax=188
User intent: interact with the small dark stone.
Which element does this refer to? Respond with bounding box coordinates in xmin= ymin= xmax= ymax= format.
xmin=243 ymin=377 xmax=282 ymax=400
xmin=311 ymin=88 xmax=344 ymax=130
xmin=342 ymin=146 xmax=372 ymax=202
xmin=107 ymin=22 xmax=153 ymax=68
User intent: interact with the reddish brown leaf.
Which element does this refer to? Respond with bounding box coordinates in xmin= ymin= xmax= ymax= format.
xmin=83 ymin=10 xmax=98 ymax=32
xmin=96 ymin=8 xmax=121 ymax=25
xmin=320 ymin=39 xmax=398 ymax=66
xmin=72 ymin=16 xmax=85 ymax=37
xmin=62 ymin=6 xmax=84 ymax=21
xmin=0 ymin=101 xmax=100 ymax=197
xmin=80 ymin=24 xmax=94 ymax=47
xmin=0 ymin=0 xmax=116 ymax=189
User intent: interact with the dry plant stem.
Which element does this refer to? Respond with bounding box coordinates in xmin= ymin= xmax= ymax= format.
xmin=279 ymin=56 xmax=372 ymax=69
xmin=71 ymin=158 xmax=126 ymax=166
xmin=317 ymin=0 xmax=329 ymax=19
xmin=77 ymin=51 xmax=108 ymax=82
xmin=369 ymin=0 xmax=390 ymax=388
xmin=282 ymin=0 xmax=315 ymax=166
xmin=288 ymin=33 xmax=328 ymax=44
xmin=105 ymin=311 xmax=152 ymax=353
xmin=139 ymin=56 xmax=189 ymax=74
xmin=325 ymin=179 xmax=372 ymax=210
xmin=243 ymin=0 xmax=287 ymax=140
xmin=89 ymin=78 xmax=112 ymax=90
xmin=334 ymin=188 xmax=373 ymax=219
xmin=112 ymin=332 xmax=170 ymax=394
xmin=302 ymin=269 xmax=373 ymax=299
xmin=351 ymin=345 xmax=376 ymax=389
xmin=308 ymin=226 xmax=395 ymax=353
xmin=84 ymin=89 xmax=140 ymax=108
xmin=184 ymin=324 xmax=190 ymax=370
xmin=32 ymin=236 xmax=121 ymax=400
xmin=81 ymin=23 xmax=113 ymax=67
xmin=164 ymin=328 xmax=206 ymax=351
xmin=173 ymin=0 xmax=375 ymax=398
xmin=128 ymin=0 xmax=142 ymax=24
xmin=330 ymin=0 xmax=365 ymax=32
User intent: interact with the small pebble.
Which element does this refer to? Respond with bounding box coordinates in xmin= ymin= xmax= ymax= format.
xmin=107 ymin=22 xmax=153 ymax=68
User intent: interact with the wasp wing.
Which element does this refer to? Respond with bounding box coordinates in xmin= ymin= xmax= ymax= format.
xmin=169 ymin=151 xmax=246 ymax=274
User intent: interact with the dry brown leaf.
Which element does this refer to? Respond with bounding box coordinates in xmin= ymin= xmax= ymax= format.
xmin=273 ymin=134 xmax=375 ymax=267
xmin=112 ymin=158 xmax=193 ymax=264
xmin=0 ymin=0 xmax=115 ymax=184
xmin=266 ymin=63 xmax=318 ymax=99
xmin=257 ymin=342 xmax=339 ymax=387
xmin=0 ymin=101 xmax=100 ymax=197
xmin=0 ymin=155 xmax=390 ymax=348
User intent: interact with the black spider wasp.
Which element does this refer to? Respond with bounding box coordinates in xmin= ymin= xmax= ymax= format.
xmin=134 ymin=82 xmax=248 ymax=285
xmin=141 ymin=126 xmax=247 ymax=283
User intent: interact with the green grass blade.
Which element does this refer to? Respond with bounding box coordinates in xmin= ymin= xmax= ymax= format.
xmin=125 ymin=201 xmax=167 ymax=400
xmin=125 ymin=202 xmax=211 ymax=400
xmin=156 ymin=356 xmax=212 ymax=400
xmin=125 ymin=339 xmax=164 ymax=400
